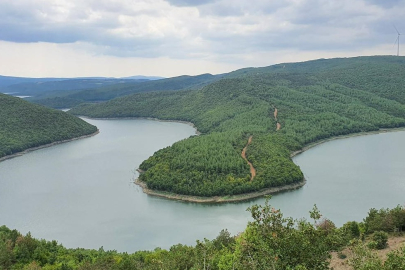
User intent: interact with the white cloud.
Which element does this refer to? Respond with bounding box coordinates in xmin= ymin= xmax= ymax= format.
xmin=0 ymin=0 xmax=404 ymax=77
xmin=0 ymin=41 xmax=240 ymax=77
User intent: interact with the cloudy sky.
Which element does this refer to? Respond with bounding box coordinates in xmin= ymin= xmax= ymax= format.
xmin=0 ymin=0 xmax=404 ymax=78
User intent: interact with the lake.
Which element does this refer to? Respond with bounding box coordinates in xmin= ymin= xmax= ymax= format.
xmin=0 ymin=119 xmax=404 ymax=252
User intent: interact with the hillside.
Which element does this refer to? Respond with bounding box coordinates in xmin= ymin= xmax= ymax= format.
xmin=0 ymin=93 xmax=98 ymax=159
xmin=0 ymin=75 xmax=63 ymax=88
xmin=69 ymin=56 xmax=405 ymax=199
xmin=28 ymin=73 xmax=221 ymax=108
xmin=0 ymin=78 xmax=141 ymax=96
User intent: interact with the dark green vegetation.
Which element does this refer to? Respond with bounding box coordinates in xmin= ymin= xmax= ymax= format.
xmin=0 ymin=93 xmax=97 ymax=159
xmin=69 ymin=56 xmax=405 ymax=198
xmin=1 ymin=201 xmax=405 ymax=270
xmin=27 ymin=74 xmax=220 ymax=109
xmin=2 ymin=78 xmax=138 ymax=97
xmin=0 ymin=75 xmax=61 ymax=88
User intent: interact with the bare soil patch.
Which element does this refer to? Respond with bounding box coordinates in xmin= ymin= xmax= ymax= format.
xmin=329 ymin=235 xmax=405 ymax=270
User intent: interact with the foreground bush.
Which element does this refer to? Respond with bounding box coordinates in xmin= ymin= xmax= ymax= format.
xmin=1 ymin=202 xmax=405 ymax=270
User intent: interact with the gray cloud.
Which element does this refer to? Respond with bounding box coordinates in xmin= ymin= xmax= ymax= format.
xmin=165 ymin=0 xmax=218 ymax=7
xmin=0 ymin=0 xmax=404 ymax=64
xmin=366 ymin=0 xmax=403 ymax=8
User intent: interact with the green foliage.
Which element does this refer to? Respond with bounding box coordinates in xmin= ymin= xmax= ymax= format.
xmin=234 ymin=199 xmax=331 ymax=269
xmin=69 ymin=56 xmax=405 ymax=198
xmin=349 ymin=241 xmax=384 ymax=270
xmin=350 ymin=242 xmax=405 ymax=270
xmin=371 ymin=231 xmax=389 ymax=250
xmin=384 ymin=247 xmax=405 ymax=270
xmin=367 ymin=240 xmax=379 ymax=250
xmin=342 ymin=221 xmax=361 ymax=239
xmin=0 ymin=94 xmax=97 ymax=159
xmin=364 ymin=206 xmax=405 ymax=233
xmin=1 ymin=203 xmax=405 ymax=270
xmin=30 ymin=73 xmax=220 ymax=108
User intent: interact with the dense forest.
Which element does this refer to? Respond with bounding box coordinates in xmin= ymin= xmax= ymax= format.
xmin=1 ymin=78 xmax=140 ymax=97
xmin=1 ymin=200 xmax=405 ymax=269
xmin=27 ymin=74 xmax=221 ymax=109
xmin=69 ymin=56 xmax=405 ymax=198
xmin=0 ymin=93 xmax=98 ymax=159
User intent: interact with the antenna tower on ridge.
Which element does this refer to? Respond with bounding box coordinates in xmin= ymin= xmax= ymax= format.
xmin=394 ymin=25 xmax=401 ymax=56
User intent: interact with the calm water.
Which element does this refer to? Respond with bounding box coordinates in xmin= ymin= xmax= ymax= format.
xmin=0 ymin=119 xmax=404 ymax=252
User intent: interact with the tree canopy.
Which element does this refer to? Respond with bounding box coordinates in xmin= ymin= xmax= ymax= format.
xmin=0 ymin=93 xmax=97 ymax=159
xmin=69 ymin=56 xmax=405 ymax=198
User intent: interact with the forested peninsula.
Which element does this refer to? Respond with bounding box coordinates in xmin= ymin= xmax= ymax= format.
xmin=69 ymin=56 xmax=405 ymax=201
xmin=0 ymin=93 xmax=98 ymax=160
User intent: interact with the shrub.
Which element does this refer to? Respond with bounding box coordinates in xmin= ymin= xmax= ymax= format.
xmin=342 ymin=221 xmax=361 ymax=238
xmin=317 ymin=218 xmax=336 ymax=234
xmin=372 ymin=231 xmax=388 ymax=250
xmin=384 ymin=247 xmax=405 ymax=270
xmin=367 ymin=240 xmax=378 ymax=250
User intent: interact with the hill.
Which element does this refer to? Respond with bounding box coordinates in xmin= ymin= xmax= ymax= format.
xmin=121 ymin=75 xmax=165 ymax=80
xmin=0 ymin=75 xmax=63 ymax=88
xmin=69 ymin=56 xmax=405 ymax=200
xmin=26 ymin=73 xmax=221 ymax=108
xmin=0 ymin=78 xmax=142 ymax=97
xmin=0 ymin=93 xmax=98 ymax=159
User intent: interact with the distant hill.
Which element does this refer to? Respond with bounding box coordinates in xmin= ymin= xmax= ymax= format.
xmin=0 ymin=75 xmax=64 ymax=88
xmin=69 ymin=55 xmax=405 ymax=199
xmin=0 ymin=78 xmax=141 ymax=96
xmin=0 ymin=93 xmax=97 ymax=159
xmin=121 ymin=75 xmax=165 ymax=80
xmin=0 ymin=74 xmax=164 ymax=98
xmin=0 ymin=73 xmax=216 ymax=109
xmin=30 ymin=73 xmax=222 ymax=108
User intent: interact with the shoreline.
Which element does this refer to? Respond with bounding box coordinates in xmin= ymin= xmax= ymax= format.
xmin=134 ymin=126 xmax=405 ymax=203
xmin=290 ymin=126 xmax=405 ymax=158
xmin=0 ymin=130 xmax=100 ymax=163
xmin=5 ymin=114 xmax=403 ymax=202
xmin=134 ymin=176 xmax=306 ymax=204
xmin=77 ymin=115 xmax=201 ymax=135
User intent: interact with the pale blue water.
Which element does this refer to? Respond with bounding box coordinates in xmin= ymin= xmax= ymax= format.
xmin=0 ymin=119 xmax=404 ymax=252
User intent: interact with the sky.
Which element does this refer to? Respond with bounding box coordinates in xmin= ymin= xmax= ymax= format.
xmin=0 ymin=0 xmax=404 ymax=78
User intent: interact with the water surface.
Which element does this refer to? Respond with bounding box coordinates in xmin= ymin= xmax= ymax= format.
xmin=0 ymin=119 xmax=404 ymax=252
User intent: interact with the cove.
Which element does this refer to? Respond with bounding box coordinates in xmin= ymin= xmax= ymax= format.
xmin=0 ymin=118 xmax=252 ymax=252
xmin=0 ymin=118 xmax=404 ymax=252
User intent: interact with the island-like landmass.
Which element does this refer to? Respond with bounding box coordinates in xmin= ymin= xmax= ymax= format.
xmin=69 ymin=56 xmax=405 ymax=202
xmin=0 ymin=93 xmax=98 ymax=160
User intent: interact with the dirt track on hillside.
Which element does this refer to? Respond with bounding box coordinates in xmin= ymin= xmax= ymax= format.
xmin=274 ymin=107 xmax=281 ymax=131
xmin=241 ymin=136 xmax=256 ymax=181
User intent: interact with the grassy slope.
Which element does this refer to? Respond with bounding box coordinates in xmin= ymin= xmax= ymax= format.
xmin=0 ymin=93 xmax=98 ymax=158
xmin=69 ymin=56 xmax=405 ymax=197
